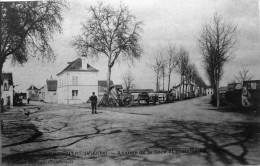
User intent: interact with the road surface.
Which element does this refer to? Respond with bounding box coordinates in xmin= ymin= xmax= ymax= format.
xmin=2 ymin=96 xmax=260 ymax=166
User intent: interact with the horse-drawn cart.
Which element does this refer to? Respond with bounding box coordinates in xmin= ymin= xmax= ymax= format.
xmin=98 ymin=86 xmax=160 ymax=107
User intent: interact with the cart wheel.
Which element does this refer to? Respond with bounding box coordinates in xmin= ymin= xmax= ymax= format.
xmin=122 ymin=96 xmax=133 ymax=107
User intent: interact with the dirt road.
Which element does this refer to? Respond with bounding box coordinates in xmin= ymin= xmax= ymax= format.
xmin=2 ymin=96 xmax=260 ymax=166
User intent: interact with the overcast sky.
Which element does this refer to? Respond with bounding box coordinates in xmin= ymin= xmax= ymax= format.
xmin=3 ymin=0 xmax=260 ymax=92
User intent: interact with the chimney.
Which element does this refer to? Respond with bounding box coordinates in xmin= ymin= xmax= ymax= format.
xmin=81 ymin=55 xmax=88 ymax=70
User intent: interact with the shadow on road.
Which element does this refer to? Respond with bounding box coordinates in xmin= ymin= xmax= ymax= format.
xmin=127 ymin=120 xmax=260 ymax=165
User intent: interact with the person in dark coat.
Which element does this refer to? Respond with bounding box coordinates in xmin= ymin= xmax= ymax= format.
xmin=7 ymin=96 xmax=10 ymax=109
xmin=1 ymin=98 xmax=4 ymax=113
xmin=27 ymin=97 xmax=30 ymax=105
xmin=90 ymin=92 xmax=98 ymax=114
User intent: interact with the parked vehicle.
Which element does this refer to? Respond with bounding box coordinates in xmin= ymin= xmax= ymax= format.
xmin=13 ymin=94 xmax=23 ymax=106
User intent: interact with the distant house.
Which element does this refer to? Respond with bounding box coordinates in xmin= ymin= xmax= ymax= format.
xmin=57 ymin=56 xmax=99 ymax=104
xmin=172 ymin=81 xmax=196 ymax=100
xmin=172 ymin=84 xmax=182 ymax=100
xmin=206 ymin=86 xmax=214 ymax=95
xmin=242 ymin=80 xmax=260 ymax=107
xmin=219 ymin=86 xmax=228 ymax=101
xmin=26 ymin=85 xmax=39 ymax=101
xmin=98 ymin=80 xmax=114 ymax=98
xmin=227 ymin=83 xmax=242 ymax=91
xmin=219 ymin=87 xmax=228 ymax=93
xmin=1 ymin=73 xmax=14 ymax=106
xmin=225 ymin=83 xmax=243 ymax=106
xmin=39 ymin=77 xmax=58 ymax=103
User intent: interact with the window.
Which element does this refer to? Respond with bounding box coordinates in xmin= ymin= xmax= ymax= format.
xmin=247 ymin=83 xmax=251 ymax=89
xmin=251 ymin=82 xmax=256 ymax=89
xmin=3 ymin=83 xmax=8 ymax=91
xmin=72 ymin=90 xmax=78 ymax=99
xmin=72 ymin=76 xmax=78 ymax=85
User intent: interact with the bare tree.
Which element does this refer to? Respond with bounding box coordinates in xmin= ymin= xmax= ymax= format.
xmin=235 ymin=66 xmax=254 ymax=84
xmin=198 ymin=13 xmax=238 ymax=106
xmin=0 ymin=1 xmax=66 ymax=162
xmin=122 ymin=70 xmax=135 ymax=93
xmin=72 ymin=2 xmax=142 ymax=92
xmin=165 ymin=44 xmax=178 ymax=92
xmin=160 ymin=62 xmax=166 ymax=92
xmin=176 ymin=48 xmax=190 ymax=98
xmin=148 ymin=53 xmax=164 ymax=92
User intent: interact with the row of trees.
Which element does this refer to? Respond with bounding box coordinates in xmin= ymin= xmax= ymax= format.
xmin=149 ymin=45 xmax=206 ymax=94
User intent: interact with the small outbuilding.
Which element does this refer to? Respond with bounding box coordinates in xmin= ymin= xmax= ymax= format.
xmin=39 ymin=77 xmax=58 ymax=103
xmin=26 ymin=85 xmax=39 ymax=101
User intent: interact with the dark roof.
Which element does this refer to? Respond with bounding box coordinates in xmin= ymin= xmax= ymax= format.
xmin=57 ymin=58 xmax=99 ymax=76
xmin=1 ymin=73 xmax=13 ymax=85
xmin=243 ymin=80 xmax=260 ymax=84
xmin=219 ymin=87 xmax=228 ymax=92
xmin=227 ymin=83 xmax=237 ymax=90
xmin=47 ymin=80 xmax=57 ymax=91
xmin=27 ymin=85 xmax=39 ymax=91
xmin=98 ymin=80 xmax=114 ymax=87
xmin=227 ymin=83 xmax=242 ymax=90
xmin=113 ymin=85 xmax=123 ymax=89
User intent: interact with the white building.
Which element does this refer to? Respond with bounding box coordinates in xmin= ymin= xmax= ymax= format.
xmin=1 ymin=73 xmax=14 ymax=106
xmin=206 ymin=86 xmax=214 ymax=95
xmin=56 ymin=56 xmax=99 ymax=104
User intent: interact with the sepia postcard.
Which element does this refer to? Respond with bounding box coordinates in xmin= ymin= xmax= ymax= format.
xmin=0 ymin=0 xmax=260 ymax=165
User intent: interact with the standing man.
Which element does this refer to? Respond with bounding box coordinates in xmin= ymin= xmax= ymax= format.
xmin=6 ymin=96 xmax=10 ymax=109
xmin=27 ymin=97 xmax=30 ymax=105
xmin=90 ymin=92 xmax=98 ymax=114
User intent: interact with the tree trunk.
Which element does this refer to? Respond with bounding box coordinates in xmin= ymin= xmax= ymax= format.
xmin=0 ymin=3 xmax=3 ymax=162
xmin=162 ymin=75 xmax=164 ymax=92
xmin=0 ymin=62 xmax=3 ymax=164
xmin=216 ymin=77 xmax=220 ymax=107
xmin=168 ymin=73 xmax=171 ymax=93
xmin=107 ymin=66 xmax=112 ymax=93
xmin=156 ymin=74 xmax=159 ymax=92
xmin=182 ymin=75 xmax=185 ymax=99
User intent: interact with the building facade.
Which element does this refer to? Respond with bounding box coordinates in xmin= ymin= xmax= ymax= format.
xmin=57 ymin=57 xmax=99 ymax=104
xmin=1 ymin=73 xmax=14 ymax=106
xmin=206 ymin=87 xmax=214 ymax=95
